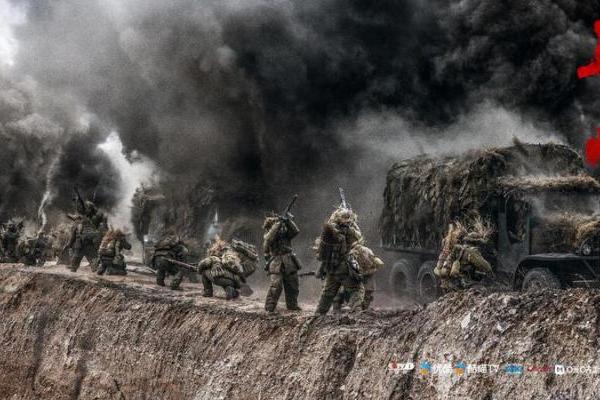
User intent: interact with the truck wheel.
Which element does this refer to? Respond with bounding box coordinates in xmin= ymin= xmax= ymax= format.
xmin=522 ymin=268 xmax=561 ymax=291
xmin=416 ymin=261 xmax=440 ymax=303
xmin=389 ymin=259 xmax=419 ymax=298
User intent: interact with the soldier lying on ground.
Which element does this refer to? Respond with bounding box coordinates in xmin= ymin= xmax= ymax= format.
xmin=263 ymin=213 xmax=302 ymax=312
xmin=434 ymin=219 xmax=494 ymax=292
xmin=199 ymin=238 xmax=257 ymax=300
xmin=152 ymin=231 xmax=189 ymax=290
xmin=314 ymin=206 xmax=365 ymax=315
xmin=97 ymin=229 xmax=132 ymax=276
xmin=332 ymin=243 xmax=384 ymax=312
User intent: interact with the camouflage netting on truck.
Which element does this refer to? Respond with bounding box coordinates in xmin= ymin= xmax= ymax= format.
xmin=380 ymin=143 xmax=587 ymax=251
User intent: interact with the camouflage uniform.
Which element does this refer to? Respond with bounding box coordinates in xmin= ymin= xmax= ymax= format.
xmin=435 ymin=225 xmax=493 ymax=291
xmin=152 ymin=234 xmax=189 ymax=290
xmin=97 ymin=229 xmax=132 ymax=276
xmin=18 ymin=232 xmax=48 ymax=266
xmin=199 ymin=239 xmax=257 ymax=300
xmin=315 ymin=208 xmax=365 ymax=315
xmin=1 ymin=222 xmax=22 ymax=263
xmin=333 ymin=243 xmax=384 ymax=311
xmin=68 ymin=202 xmax=108 ymax=272
xmin=263 ymin=216 xmax=301 ymax=312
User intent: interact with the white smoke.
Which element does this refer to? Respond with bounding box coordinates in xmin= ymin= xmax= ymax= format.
xmin=0 ymin=0 xmax=25 ymax=68
xmin=98 ymin=131 xmax=157 ymax=232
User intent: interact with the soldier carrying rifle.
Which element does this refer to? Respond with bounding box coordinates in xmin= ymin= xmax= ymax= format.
xmin=314 ymin=188 xmax=365 ymax=315
xmin=263 ymin=195 xmax=302 ymax=312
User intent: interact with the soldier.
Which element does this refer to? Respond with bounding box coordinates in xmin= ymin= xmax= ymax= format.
xmin=152 ymin=231 xmax=189 ymax=290
xmin=0 ymin=221 xmax=23 ymax=263
xmin=263 ymin=213 xmax=301 ymax=312
xmin=67 ymin=200 xmax=108 ymax=272
xmin=434 ymin=219 xmax=494 ymax=291
xmin=97 ymin=229 xmax=132 ymax=276
xmin=314 ymin=205 xmax=365 ymax=315
xmin=333 ymin=243 xmax=384 ymax=312
xmin=18 ymin=231 xmax=49 ymax=266
xmin=199 ymin=238 xmax=257 ymax=300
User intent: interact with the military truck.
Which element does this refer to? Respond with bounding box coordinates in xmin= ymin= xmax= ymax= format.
xmin=380 ymin=143 xmax=600 ymax=302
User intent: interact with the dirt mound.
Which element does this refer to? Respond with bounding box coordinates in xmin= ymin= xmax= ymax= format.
xmin=0 ymin=266 xmax=598 ymax=399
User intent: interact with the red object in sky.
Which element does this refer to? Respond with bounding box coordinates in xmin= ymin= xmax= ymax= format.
xmin=585 ymin=127 xmax=600 ymax=167
xmin=578 ymin=20 xmax=600 ymax=79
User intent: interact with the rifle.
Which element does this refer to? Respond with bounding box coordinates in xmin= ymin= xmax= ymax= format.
xmin=339 ymin=187 xmax=351 ymax=210
xmin=280 ymin=194 xmax=298 ymax=220
xmin=298 ymin=271 xmax=316 ymax=278
xmin=73 ymin=186 xmax=86 ymax=214
xmin=163 ymin=257 xmax=199 ymax=273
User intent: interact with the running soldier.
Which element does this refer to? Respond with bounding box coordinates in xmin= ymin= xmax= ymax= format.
xmin=97 ymin=229 xmax=132 ymax=275
xmin=152 ymin=231 xmax=189 ymax=290
xmin=263 ymin=195 xmax=302 ymax=312
xmin=314 ymin=189 xmax=365 ymax=315
xmin=67 ymin=198 xmax=108 ymax=272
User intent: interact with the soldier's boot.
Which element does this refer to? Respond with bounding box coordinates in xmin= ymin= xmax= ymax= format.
xmin=96 ymin=261 xmax=107 ymax=275
xmin=69 ymin=255 xmax=83 ymax=272
xmin=156 ymin=268 xmax=166 ymax=287
xmin=202 ymin=276 xmax=213 ymax=297
xmin=224 ymin=286 xmax=239 ymax=300
xmin=170 ymin=270 xmax=183 ymax=290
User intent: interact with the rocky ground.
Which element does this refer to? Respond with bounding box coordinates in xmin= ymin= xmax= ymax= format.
xmin=0 ymin=264 xmax=599 ymax=400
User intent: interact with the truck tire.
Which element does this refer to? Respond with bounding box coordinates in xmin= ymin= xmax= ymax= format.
xmin=416 ymin=261 xmax=440 ymax=303
xmin=522 ymin=268 xmax=561 ymax=291
xmin=388 ymin=259 xmax=419 ymax=298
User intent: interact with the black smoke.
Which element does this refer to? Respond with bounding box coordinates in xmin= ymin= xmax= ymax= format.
xmin=2 ymin=0 xmax=600 ymax=233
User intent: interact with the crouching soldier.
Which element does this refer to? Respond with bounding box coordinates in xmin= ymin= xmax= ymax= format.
xmin=263 ymin=213 xmax=302 ymax=312
xmin=333 ymin=243 xmax=384 ymax=312
xmin=18 ymin=231 xmax=49 ymax=267
xmin=152 ymin=231 xmax=188 ymax=290
xmin=199 ymin=238 xmax=257 ymax=300
xmin=97 ymin=229 xmax=132 ymax=275
xmin=314 ymin=205 xmax=365 ymax=315
xmin=434 ymin=220 xmax=494 ymax=292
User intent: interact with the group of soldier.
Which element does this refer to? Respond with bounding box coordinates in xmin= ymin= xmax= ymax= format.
xmin=0 ymin=184 xmax=497 ymax=312
xmin=148 ymin=191 xmax=385 ymax=315
xmin=0 ymin=188 xmax=387 ymax=316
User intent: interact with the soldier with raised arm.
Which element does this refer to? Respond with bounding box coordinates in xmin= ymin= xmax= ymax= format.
xmin=263 ymin=195 xmax=302 ymax=312
xmin=314 ymin=189 xmax=365 ymax=315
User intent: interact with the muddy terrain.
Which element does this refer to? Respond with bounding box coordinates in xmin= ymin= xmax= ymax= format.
xmin=0 ymin=264 xmax=598 ymax=400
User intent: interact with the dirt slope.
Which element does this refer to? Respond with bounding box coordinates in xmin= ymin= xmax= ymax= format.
xmin=0 ymin=265 xmax=598 ymax=400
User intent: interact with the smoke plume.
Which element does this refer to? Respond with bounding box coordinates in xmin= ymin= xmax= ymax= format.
xmin=1 ymin=0 xmax=599 ymax=238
